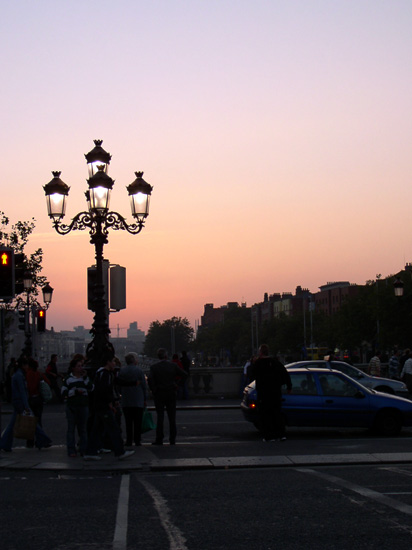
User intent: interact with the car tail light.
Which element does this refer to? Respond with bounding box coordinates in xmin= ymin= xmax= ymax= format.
xmin=249 ymin=402 xmax=256 ymax=410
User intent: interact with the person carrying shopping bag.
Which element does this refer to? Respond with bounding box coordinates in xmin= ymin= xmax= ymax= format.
xmin=0 ymin=356 xmax=52 ymax=452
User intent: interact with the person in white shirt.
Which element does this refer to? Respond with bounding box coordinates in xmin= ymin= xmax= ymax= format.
xmin=400 ymin=353 xmax=412 ymax=393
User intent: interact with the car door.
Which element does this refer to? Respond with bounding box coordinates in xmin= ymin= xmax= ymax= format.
xmin=281 ymin=372 xmax=324 ymax=426
xmin=316 ymin=372 xmax=373 ymax=427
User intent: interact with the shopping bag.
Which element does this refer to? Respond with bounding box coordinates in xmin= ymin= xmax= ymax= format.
xmin=13 ymin=413 xmax=37 ymax=440
xmin=141 ymin=408 xmax=156 ymax=433
xmin=40 ymin=380 xmax=52 ymax=403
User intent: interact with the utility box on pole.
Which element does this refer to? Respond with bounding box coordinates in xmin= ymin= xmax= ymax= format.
xmin=87 ymin=260 xmax=109 ymax=312
xmin=110 ymin=265 xmax=126 ymax=311
xmin=87 ymin=261 xmax=126 ymax=312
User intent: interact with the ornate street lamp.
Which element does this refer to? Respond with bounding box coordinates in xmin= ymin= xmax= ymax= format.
xmin=43 ymin=139 xmax=153 ymax=371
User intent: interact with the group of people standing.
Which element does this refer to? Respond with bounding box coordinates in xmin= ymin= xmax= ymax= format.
xmin=1 ymin=348 xmax=191 ymax=459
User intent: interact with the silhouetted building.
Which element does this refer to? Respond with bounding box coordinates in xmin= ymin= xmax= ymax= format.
xmin=200 ymin=302 xmax=249 ymax=328
xmin=314 ymin=282 xmax=360 ymax=316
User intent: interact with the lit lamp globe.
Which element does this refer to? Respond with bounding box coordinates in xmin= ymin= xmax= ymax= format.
xmin=23 ymin=271 xmax=33 ymax=291
xmin=43 ymin=171 xmax=70 ymax=220
xmin=42 ymin=282 xmax=54 ymax=307
xmin=87 ymin=166 xmax=114 ymax=212
xmin=127 ymin=172 xmax=153 ymax=219
xmin=394 ymin=277 xmax=404 ymax=297
xmin=84 ymin=139 xmax=112 ymax=178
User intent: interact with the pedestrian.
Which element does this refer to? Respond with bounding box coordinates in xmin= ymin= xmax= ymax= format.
xmin=249 ymin=344 xmax=292 ymax=442
xmin=83 ymin=351 xmax=135 ymax=461
xmin=26 ymin=358 xmax=51 ymax=448
xmin=400 ymin=348 xmax=410 ymax=371
xmin=368 ymin=352 xmax=381 ymax=377
xmin=5 ymin=357 xmax=16 ymax=403
xmin=148 ymin=348 xmax=188 ymax=445
xmin=241 ymin=356 xmax=255 ymax=394
xmin=180 ymin=350 xmax=191 ymax=400
xmin=388 ymin=350 xmax=401 ymax=380
xmin=0 ymin=356 xmax=52 ymax=452
xmin=172 ymin=353 xmax=185 ymax=400
xmin=61 ymin=356 xmax=93 ymax=457
xmin=112 ymin=356 xmax=123 ymax=428
xmin=400 ymin=352 xmax=412 ymax=393
xmin=118 ymin=352 xmax=147 ymax=447
xmin=45 ymin=354 xmax=63 ymax=402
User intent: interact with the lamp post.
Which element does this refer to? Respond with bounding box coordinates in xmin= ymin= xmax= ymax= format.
xmin=22 ymin=271 xmax=33 ymax=357
xmin=43 ymin=140 xmax=153 ymax=371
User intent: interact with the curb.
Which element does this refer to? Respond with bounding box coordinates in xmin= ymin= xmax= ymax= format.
xmin=2 ymin=451 xmax=412 ymax=473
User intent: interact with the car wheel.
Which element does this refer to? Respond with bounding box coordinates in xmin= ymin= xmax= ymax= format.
xmin=375 ymin=386 xmax=395 ymax=395
xmin=374 ymin=410 xmax=402 ymax=436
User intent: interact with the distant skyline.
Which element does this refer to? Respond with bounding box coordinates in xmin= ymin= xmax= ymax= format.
xmin=1 ymin=1 xmax=412 ymax=333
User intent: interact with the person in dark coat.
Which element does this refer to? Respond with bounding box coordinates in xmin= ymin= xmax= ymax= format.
xmin=148 ymin=348 xmax=188 ymax=445
xmin=83 ymin=351 xmax=135 ymax=461
xmin=249 ymin=344 xmax=292 ymax=442
xmin=118 ymin=352 xmax=147 ymax=447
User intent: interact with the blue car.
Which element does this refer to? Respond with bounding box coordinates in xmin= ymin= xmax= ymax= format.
xmin=241 ymin=367 xmax=412 ymax=436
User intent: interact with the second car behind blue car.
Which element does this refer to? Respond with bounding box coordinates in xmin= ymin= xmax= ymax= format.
xmin=241 ymin=367 xmax=412 ymax=436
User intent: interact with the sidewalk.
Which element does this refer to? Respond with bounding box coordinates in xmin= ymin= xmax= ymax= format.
xmin=2 ymin=398 xmax=412 ymax=472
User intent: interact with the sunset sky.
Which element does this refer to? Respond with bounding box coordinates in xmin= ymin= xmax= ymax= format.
xmin=1 ymin=1 xmax=412 ymax=335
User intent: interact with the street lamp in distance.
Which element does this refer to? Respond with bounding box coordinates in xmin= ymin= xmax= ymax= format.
xmin=394 ymin=277 xmax=404 ymax=298
xmin=42 ymin=282 xmax=54 ymax=309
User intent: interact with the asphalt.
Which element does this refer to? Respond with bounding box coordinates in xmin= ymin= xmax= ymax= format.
xmin=2 ymin=399 xmax=412 ymax=472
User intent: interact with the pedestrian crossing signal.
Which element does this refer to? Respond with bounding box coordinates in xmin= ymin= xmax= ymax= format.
xmin=0 ymin=247 xmax=14 ymax=300
xmin=37 ymin=308 xmax=46 ymax=332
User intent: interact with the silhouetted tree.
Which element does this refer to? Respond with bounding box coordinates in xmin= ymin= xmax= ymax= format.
xmin=144 ymin=317 xmax=194 ymax=357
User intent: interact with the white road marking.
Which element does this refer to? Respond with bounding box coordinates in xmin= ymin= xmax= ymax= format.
xmin=113 ymin=474 xmax=130 ymax=550
xmin=140 ymin=478 xmax=188 ymax=550
xmin=298 ymin=468 xmax=412 ymax=516
xmin=380 ymin=466 xmax=412 ymax=477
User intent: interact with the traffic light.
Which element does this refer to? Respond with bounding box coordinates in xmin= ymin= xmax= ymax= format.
xmin=0 ymin=247 xmax=14 ymax=300
xmin=37 ymin=308 xmax=46 ymax=332
xmin=18 ymin=309 xmax=27 ymax=331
